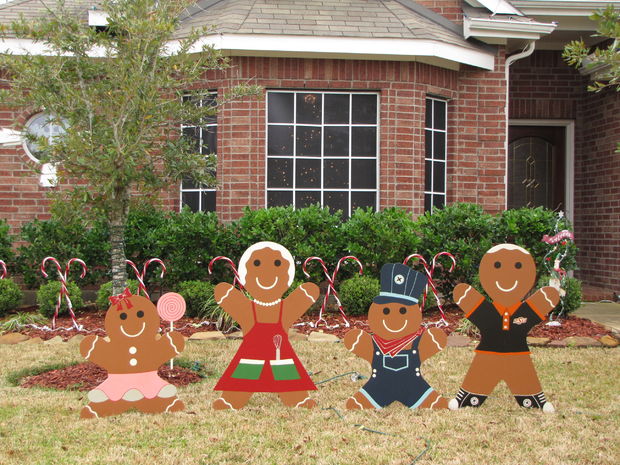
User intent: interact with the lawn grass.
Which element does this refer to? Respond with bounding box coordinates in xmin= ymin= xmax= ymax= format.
xmin=1 ymin=339 xmax=618 ymax=465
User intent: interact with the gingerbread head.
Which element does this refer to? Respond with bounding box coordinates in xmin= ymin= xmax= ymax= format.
xmin=105 ymin=290 xmax=160 ymax=342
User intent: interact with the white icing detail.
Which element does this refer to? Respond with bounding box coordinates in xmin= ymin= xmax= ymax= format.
xmin=540 ymin=288 xmax=554 ymax=308
xmin=217 ymin=286 xmax=234 ymax=305
xmin=166 ymin=333 xmax=180 ymax=355
xmin=85 ymin=405 xmax=99 ymax=418
xmin=350 ymin=331 xmax=364 ymax=352
xmin=256 ymin=276 xmax=278 ymax=290
xmin=294 ymin=396 xmax=311 ymax=408
xmin=217 ymin=397 xmax=236 ymax=410
xmin=158 ymin=384 xmax=177 ymax=398
xmin=165 ymin=398 xmax=181 ymax=413
xmin=85 ymin=337 xmax=99 ymax=359
xmin=496 ymin=280 xmax=518 ymax=292
xmin=456 ymin=286 xmax=472 ymax=305
xmin=120 ymin=322 xmax=146 ymax=338
xmin=350 ymin=396 xmax=364 ymax=409
xmin=129 ymin=346 xmax=137 ymax=354
xmin=88 ymin=389 xmax=108 ymax=403
xmin=299 ymin=285 xmax=315 ymax=302
xmin=428 ymin=330 xmax=442 ymax=351
xmin=487 ymin=244 xmax=530 ymax=255
xmin=253 ymin=297 xmax=282 ymax=306
xmin=382 ymin=319 xmax=408 ymax=333
xmin=429 ymin=395 xmax=441 ymax=409
xmin=129 ymin=358 xmax=138 ymax=366
xmin=122 ymin=389 xmax=144 ymax=401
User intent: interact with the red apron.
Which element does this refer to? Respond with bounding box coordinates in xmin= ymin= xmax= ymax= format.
xmin=214 ymin=302 xmax=316 ymax=393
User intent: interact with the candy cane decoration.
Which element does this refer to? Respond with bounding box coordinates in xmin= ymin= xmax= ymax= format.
xmin=302 ymin=255 xmax=363 ymax=328
xmin=125 ymin=258 xmax=166 ymax=299
xmin=0 ymin=260 xmax=6 ymax=279
xmin=41 ymin=257 xmax=87 ymax=330
xmin=208 ymin=256 xmax=243 ymax=290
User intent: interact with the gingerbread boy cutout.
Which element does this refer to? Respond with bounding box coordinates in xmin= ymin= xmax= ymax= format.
xmin=344 ymin=263 xmax=449 ymax=410
xmin=449 ymin=244 xmax=560 ymax=412
xmin=213 ymin=241 xmax=320 ymax=410
xmin=79 ymin=289 xmax=186 ymax=418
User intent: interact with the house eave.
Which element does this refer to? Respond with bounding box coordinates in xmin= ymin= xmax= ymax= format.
xmin=510 ymin=1 xmax=619 ymax=17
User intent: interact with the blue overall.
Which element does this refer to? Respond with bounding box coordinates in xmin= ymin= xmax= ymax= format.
xmin=359 ymin=336 xmax=434 ymax=409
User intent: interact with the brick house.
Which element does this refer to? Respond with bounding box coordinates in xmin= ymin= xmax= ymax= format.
xmin=1 ymin=0 xmax=618 ymax=295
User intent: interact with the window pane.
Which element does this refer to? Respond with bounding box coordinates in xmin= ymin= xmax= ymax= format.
xmin=352 ymin=94 xmax=377 ymax=124
xmin=296 ymin=126 xmax=321 ymax=157
xmin=183 ymin=126 xmax=200 ymax=152
xmin=433 ymin=101 xmax=446 ymax=130
xmin=268 ymin=125 xmax=294 ymax=155
xmin=182 ymin=191 xmax=199 ymax=212
xmin=433 ymin=132 xmax=446 ymax=160
xmin=295 ymin=191 xmax=321 ymax=208
xmin=324 ymin=94 xmax=350 ymax=124
xmin=268 ymin=92 xmax=294 ymax=123
xmin=324 ymin=126 xmax=349 ymax=157
xmin=296 ymin=158 xmax=321 ymax=188
xmin=425 ymin=160 xmax=432 ymax=191
xmin=267 ymin=158 xmax=293 ymax=188
xmin=425 ymin=99 xmax=433 ymax=128
xmin=433 ymin=194 xmax=445 ymax=210
xmin=182 ymin=177 xmax=197 ymax=189
xmin=433 ymin=161 xmax=445 ymax=193
xmin=202 ymin=126 xmax=217 ymax=154
xmin=268 ymin=190 xmax=293 ymax=207
xmin=324 ymin=159 xmax=349 ymax=188
xmin=201 ymin=191 xmax=216 ymax=212
xmin=425 ymin=129 xmax=432 ymax=158
xmin=296 ymin=93 xmax=322 ymax=124
xmin=351 ymin=159 xmax=376 ymax=189
xmin=324 ymin=191 xmax=348 ymax=215
xmin=351 ymin=127 xmax=376 ymax=157
xmin=424 ymin=194 xmax=432 ymax=212
xmin=351 ymin=192 xmax=376 ymax=212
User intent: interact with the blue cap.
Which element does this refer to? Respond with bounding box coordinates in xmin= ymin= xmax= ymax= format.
xmin=373 ymin=263 xmax=428 ymax=306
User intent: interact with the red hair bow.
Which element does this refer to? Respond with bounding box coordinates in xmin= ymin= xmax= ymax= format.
xmin=109 ymin=287 xmax=134 ymax=310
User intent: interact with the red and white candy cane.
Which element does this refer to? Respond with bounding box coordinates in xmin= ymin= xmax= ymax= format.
xmin=302 ymin=255 xmax=363 ymax=328
xmin=125 ymin=258 xmax=166 ymax=299
xmin=208 ymin=256 xmax=243 ymax=290
xmin=41 ymin=257 xmax=87 ymax=329
xmin=0 ymin=260 xmax=6 ymax=279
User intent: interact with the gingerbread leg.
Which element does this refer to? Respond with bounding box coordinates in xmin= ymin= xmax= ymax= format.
xmin=80 ymin=400 xmax=132 ymax=419
xmin=345 ymin=391 xmax=377 ymax=410
xmin=278 ymin=390 xmax=317 ymax=408
xmin=136 ymin=396 xmax=185 ymax=414
xmin=449 ymin=352 xmax=501 ymax=410
xmin=213 ymin=391 xmax=253 ymax=410
xmin=418 ymin=391 xmax=449 ymax=410
xmin=504 ymin=354 xmax=554 ymax=413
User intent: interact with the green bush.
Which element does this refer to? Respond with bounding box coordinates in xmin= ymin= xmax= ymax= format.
xmin=0 ymin=219 xmax=15 ymax=266
xmin=0 ymin=279 xmax=23 ymax=317
xmin=37 ymin=281 xmax=84 ymax=318
xmin=338 ymin=275 xmax=380 ymax=317
xmin=177 ymin=280 xmax=217 ymax=318
xmin=96 ymin=280 xmax=140 ymax=310
xmin=537 ymin=276 xmax=582 ymax=315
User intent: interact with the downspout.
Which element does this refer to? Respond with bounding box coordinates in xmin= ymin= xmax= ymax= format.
xmin=504 ymin=40 xmax=535 ymax=209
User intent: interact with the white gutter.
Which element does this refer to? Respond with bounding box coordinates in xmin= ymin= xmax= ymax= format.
xmin=504 ymin=41 xmax=536 ymax=210
xmin=465 ymin=17 xmax=557 ymax=40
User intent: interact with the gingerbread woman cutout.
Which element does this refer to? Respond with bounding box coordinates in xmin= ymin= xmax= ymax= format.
xmin=212 ymin=241 xmax=320 ymax=410
xmin=344 ymin=263 xmax=449 ymax=410
xmin=79 ymin=290 xmax=186 ymax=418
xmin=449 ymin=244 xmax=560 ymax=412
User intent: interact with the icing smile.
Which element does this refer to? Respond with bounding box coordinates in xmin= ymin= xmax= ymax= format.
xmin=256 ymin=277 xmax=278 ymax=290
xmin=496 ymin=280 xmax=518 ymax=292
xmin=120 ymin=322 xmax=146 ymax=338
xmin=382 ymin=319 xmax=408 ymax=333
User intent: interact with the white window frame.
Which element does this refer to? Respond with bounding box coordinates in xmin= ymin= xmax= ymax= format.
xmin=424 ymin=97 xmax=448 ymax=213
xmin=265 ymin=90 xmax=380 ymax=217
xmin=22 ymin=112 xmax=66 ymax=164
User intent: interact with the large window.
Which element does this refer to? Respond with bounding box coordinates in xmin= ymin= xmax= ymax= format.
xmin=424 ymin=97 xmax=447 ymax=212
xmin=180 ymin=93 xmax=217 ymax=212
xmin=266 ymin=91 xmax=378 ymax=217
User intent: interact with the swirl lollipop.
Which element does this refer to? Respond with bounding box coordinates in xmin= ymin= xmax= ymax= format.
xmin=157 ymin=292 xmax=186 ymax=368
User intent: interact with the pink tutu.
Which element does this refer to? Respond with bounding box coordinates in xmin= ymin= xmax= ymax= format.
xmin=94 ymin=371 xmax=169 ymax=401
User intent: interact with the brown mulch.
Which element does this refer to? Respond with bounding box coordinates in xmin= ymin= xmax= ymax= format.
xmin=20 ymin=362 xmax=202 ymax=391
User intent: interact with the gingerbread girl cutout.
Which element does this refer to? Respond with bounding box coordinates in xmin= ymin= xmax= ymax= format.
xmin=213 ymin=241 xmax=320 ymax=410
xmin=344 ymin=263 xmax=449 ymax=410
xmin=79 ymin=290 xmax=186 ymax=418
xmin=449 ymin=244 xmax=560 ymax=412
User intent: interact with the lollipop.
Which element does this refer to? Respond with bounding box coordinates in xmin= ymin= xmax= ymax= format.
xmin=157 ymin=292 xmax=186 ymax=368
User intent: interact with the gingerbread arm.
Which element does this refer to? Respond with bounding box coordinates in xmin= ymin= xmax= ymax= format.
xmin=418 ymin=327 xmax=447 ymax=363
xmin=280 ymin=282 xmax=320 ymax=329
xmin=214 ymin=282 xmax=253 ymax=330
xmin=453 ymin=283 xmax=485 ymax=318
xmin=343 ymin=328 xmax=374 ymax=364
xmin=80 ymin=335 xmax=110 ymax=366
xmin=526 ymin=286 xmax=560 ymax=319
xmin=157 ymin=331 xmax=186 ymax=360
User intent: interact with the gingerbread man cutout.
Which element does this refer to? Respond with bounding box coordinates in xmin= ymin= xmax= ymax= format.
xmin=79 ymin=290 xmax=186 ymax=418
xmin=212 ymin=241 xmax=320 ymax=410
xmin=344 ymin=263 xmax=449 ymax=410
xmin=449 ymin=244 xmax=560 ymax=412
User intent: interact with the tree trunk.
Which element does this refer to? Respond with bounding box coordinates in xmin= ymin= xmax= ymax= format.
xmin=109 ymin=202 xmax=129 ymax=296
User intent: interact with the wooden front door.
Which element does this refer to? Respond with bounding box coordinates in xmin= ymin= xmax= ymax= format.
xmin=508 ymin=126 xmax=565 ymax=211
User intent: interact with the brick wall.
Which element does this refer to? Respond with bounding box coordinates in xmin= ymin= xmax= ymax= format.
xmin=415 ymin=0 xmax=463 ymax=24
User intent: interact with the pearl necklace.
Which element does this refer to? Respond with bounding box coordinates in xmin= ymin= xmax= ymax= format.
xmin=253 ymin=298 xmax=282 ymax=307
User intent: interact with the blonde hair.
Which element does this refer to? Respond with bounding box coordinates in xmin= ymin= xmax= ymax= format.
xmin=238 ymin=241 xmax=295 ymax=287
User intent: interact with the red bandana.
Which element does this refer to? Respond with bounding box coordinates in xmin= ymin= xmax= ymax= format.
xmin=372 ymin=327 xmax=425 ymax=357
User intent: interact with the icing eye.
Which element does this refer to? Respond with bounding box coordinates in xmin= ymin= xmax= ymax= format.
xmin=399 ymin=307 xmax=407 ymax=315
xmin=383 ymin=307 xmax=390 ymax=315
xmin=136 ymin=310 xmax=144 ymax=318
xmin=494 ymin=261 xmax=501 ymax=269
xmin=120 ymin=313 xmax=127 ymax=320
xmin=515 ymin=262 xmax=522 ymax=269
xmin=274 ymin=259 xmax=281 ymax=267
xmin=253 ymin=259 xmax=261 ymax=266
